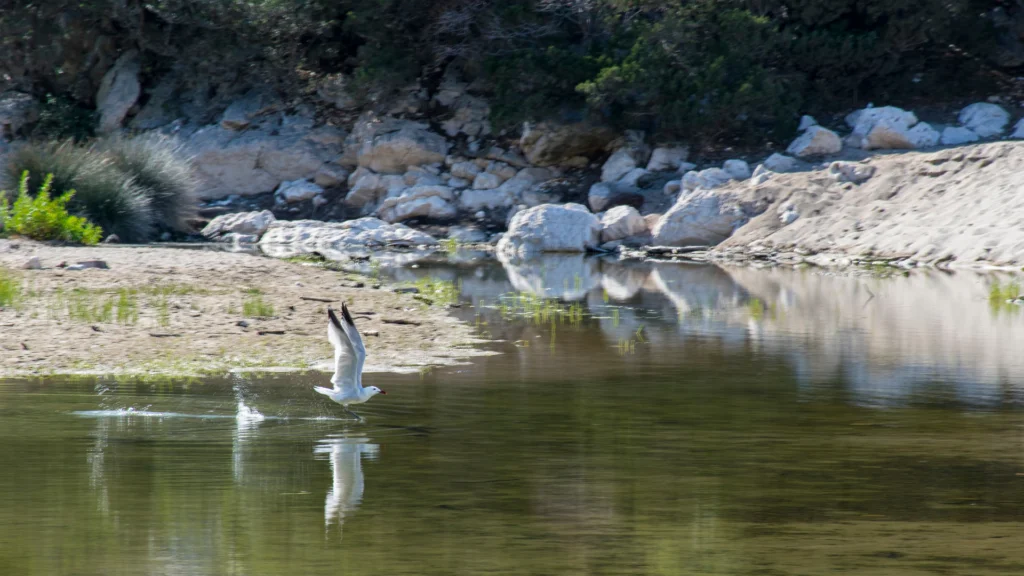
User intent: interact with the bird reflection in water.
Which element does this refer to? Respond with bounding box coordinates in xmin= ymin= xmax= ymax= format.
xmin=314 ymin=436 xmax=379 ymax=534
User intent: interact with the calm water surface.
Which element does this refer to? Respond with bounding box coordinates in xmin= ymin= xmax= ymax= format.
xmin=5 ymin=256 xmax=1024 ymax=575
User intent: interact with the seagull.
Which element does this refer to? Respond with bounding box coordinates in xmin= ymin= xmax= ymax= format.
xmin=314 ymin=437 xmax=379 ymax=532
xmin=315 ymin=304 xmax=386 ymax=420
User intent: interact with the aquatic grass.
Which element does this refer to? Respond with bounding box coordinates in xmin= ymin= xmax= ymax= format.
xmin=242 ymin=290 xmax=275 ymax=318
xmin=0 ymin=267 xmax=22 ymax=308
xmin=116 ymin=289 xmax=139 ymax=325
xmin=441 ymin=237 xmax=459 ymax=256
xmin=66 ymin=288 xmax=114 ymax=323
xmin=494 ymin=292 xmax=588 ymax=327
xmin=412 ymin=277 xmax=462 ymax=307
xmin=988 ymin=280 xmax=1022 ymax=313
xmin=154 ymin=295 xmax=171 ymax=327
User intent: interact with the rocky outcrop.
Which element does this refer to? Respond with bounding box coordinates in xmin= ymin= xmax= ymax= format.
xmin=786 ymin=126 xmax=842 ymax=157
xmin=96 ymin=50 xmax=141 ymax=134
xmin=959 ymin=103 xmax=1010 ymax=138
xmin=275 ymin=179 xmax=323 ymax=204
xmin=377 ymin=185 xmax=457 ymax=223
xmin=519 ymin=121 xmax=617 ymax=166
xmin=652 ymin=188 xmax=761 ymax=246
xmin=600 ymin=206 xmax=647 ymax=243
xmin=201 ymin=210 xmax=276 ymax=239
xmin=0 ymin=92 xmax=39 ymax=138
xmin=259 ymin=217 xmax=439 ymax=248
xmin=220 ymin=90 xmax=279 ymax=131
xmin=646 ymin=147 xmax=689 ymax=172
xmin=498 ymin=203 xmax=601 ymax=256
xmin=342 ymin=114 xmax=449 ymax=173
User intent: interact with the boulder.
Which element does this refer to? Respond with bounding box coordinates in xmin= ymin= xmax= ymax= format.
xmin=664 ymin=180 xmax=681 ymax=196
xmin=450 ymin=161 xmax=482 ymax=180
xmin=682 ymin=168 xmax=733 ymax=191
xmin=447 ymin=225 xmax=489 ymax=243
xmin=958 ymin=103 xmax=1010 ymax=138
xmin=762 ymin=153 xmax=798 ymax=173
xmin=907 ymin=122 xmax=940 ymax=148
xmin=317 ymin=73 xmax=358 ymax=110
xmin=472 ymin=172 xmax=504 ymax=190
xmin=448 ymin=177 xmax=471 ymax=188
xmin=798 ymin=115 xmax=818 ymax=131
xmin=519 ymin=120 xmax=617 ymax=166
xmin=440 ymin=94 xmax=491 ymax=139
xmin=343 ymin=115 xmax=450 ymax=173
xmin=484 ymin=146 xmax=531 ymax=168
xmin=497 ymin=203 xmax=601 ymax=256
xmin=96 ymin=50 xmax=141 ymax=134
xmin=600 ymin=206 xmax=648 ymax=243
xmin=723 ymin=159 xmax=752 ymax=180
xmin=0 ymin=92 xmax=39 ymax=138
xmin=220 ymin=90 xmax=278 ymax=131
xmin=652 ymin=189 xmax=748 ymax=246
xmin=601 ymin=147 xmax=639 ymax=182
xmin=847 ymin=106 xmax=918 ymax=149
xmin=941 ymin=126 xmax=980 ymax=146
xmin=646 ymin=146 xmax=690 ymax=171
xmin=259 ymin=218 xmax=438 ymax=249
xmin=201 ymin=210 xmax=276 ymax=239
xmin=485 ymin=161 xmax=517 ymax=181
xmin=314 ymin=164 xmax=350 ymax=188
xmin=377 ymin=185 xmax=456 ymax=223
xmin=1011 ymin=118 xmax=1024 ymax=139
xmin=786 ymin=126 xmax=842 ymax=157
xmin=275 ymin=180 xmax=323 ymax=204
xmin=589 ymin=182 xmax=643 ymax=212
xmin=828 ymin=161 xmax=876 ymax=184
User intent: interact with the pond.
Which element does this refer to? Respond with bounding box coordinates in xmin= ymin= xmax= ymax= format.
xmin=4 ymin=255 xmax=1024 ymax=575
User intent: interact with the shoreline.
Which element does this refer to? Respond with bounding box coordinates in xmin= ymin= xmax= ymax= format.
xmin=0 ymin=240 xmax=496 ymax=378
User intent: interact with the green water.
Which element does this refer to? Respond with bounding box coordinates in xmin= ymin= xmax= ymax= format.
xmin=5 ymin=261 xmax=1024 ymax=575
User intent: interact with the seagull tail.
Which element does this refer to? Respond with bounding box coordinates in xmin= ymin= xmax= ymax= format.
xmin=314 ymin=386 xmax=334 ymax=397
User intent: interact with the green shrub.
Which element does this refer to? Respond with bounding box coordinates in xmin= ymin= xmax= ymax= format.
xmin=31 ymin=93 xmax=97 ymax=142
xmin=0 ymin=172 xmax=103 ymax=245
xmin=97 ymin=135 xmax=199 ymax=233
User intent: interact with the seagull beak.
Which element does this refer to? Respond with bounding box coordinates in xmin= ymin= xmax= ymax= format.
xmin=379 ymin=389 xmax=387 ymax=395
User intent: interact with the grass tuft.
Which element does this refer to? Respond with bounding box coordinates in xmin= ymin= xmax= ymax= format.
xmin=0 ymin=268 xmax=22 ymax=308
xmin=242 ymin=290 xmax=275 ymax=318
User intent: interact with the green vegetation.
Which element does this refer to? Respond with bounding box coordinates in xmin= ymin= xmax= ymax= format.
xmin=0 ymin=268 xmax=22 ymax=308
xmin=4 ymin=138 xmax=198 ymax=243
xmin=495 ymin=292 xmax=587 ymax=327
xmin=412 ymin=277 xmax=462 ymax=307
xmin=0 ymin=172 xmax=103 ymax=245
xmin=242 ymin=289 xmax=275 ymax=318
xmin=988 ymin=280 xmax=1022 ymax=313
xmin=0 ymin=0 xmax=1001 ymax=145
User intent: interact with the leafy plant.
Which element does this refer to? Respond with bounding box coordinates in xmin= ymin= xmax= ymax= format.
xmin=0 ymin=267 xmax=22 ymax=308
xmin=0 ymin=172 xmax=103 ymax=245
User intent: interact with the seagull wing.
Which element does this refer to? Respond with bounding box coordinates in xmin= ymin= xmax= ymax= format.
xmin=327 ymin=305 xmax=366 ymax=395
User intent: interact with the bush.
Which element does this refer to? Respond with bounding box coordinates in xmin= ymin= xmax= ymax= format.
xmin=6 ymin=142 xmax=154 ymax=242
xmin=32 ymin=94 xmax=97 ymax=142
xmin=97 ymin=135 xmax=199 ymax=233
xmin=0 ymin=172 xmax=103 ymax=245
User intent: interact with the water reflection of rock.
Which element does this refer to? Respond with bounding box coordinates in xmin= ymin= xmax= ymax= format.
xmin=314 ymin=437 xmax=379 ymax=533
xmin=497 ymin=252 xmax=600 ymax=300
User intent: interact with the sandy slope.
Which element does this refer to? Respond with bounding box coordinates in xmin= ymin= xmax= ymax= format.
xmin=0 ymin=241 xmax=493 ymax=377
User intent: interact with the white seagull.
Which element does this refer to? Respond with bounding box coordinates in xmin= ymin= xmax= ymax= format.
xmin=315 ymin=304 xmax=386 ymax=420
xmin=314 ymin=437 xmax=379 ymax=532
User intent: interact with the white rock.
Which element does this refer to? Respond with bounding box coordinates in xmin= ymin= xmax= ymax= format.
xmin=519 ymin=121 xmax=616 ymax=166
xmin=313 ymin=164 xmax=349 ymax=188
xmin=646 ymin=147 xmax=690 ymax=171
xmin=498 ymin=203 xmax=601 ymax=257
xmin=941 ymin=126 xmax=980 ymax=146
xmin=907 ymin=122 xmax=940 ymax=148
xmin=448 ymin=225 xmax=489 ymax=243
xmin=847 ymin=106 xmax=918 ymax=149
xmin=347 ymin=116 xmax=450 ymax=173
xmin=600 ymin=206 xmax=648 ymax=243
xmin=722 ymin=159 xmax=752 ymax=180
xmin=448 ymin=177 xmax=471 ymax=188
xmin=0 ymin=92 xmax=39 ymax=137
xmin=681 ymin=171 xmax=702 ymax=191
xmin=663 ymin=180 xmax=681 ymax=195
xmin=221 ymin=90 xmax=277 ymax=131
xmin=450 ymin=161 xmax=482 ymax=180
xmin=96 ymin=50 xmax=141 ymax=134
xmin=259 ymin=218 xmax=438 ymax=249
xmin=275 ymin=180 xmax=324 ymax=204
xmin=474 ymin=210 xmax=486 ymax=219
xmin=683 ymin=168 xmax=733 ymax=190
xmin=828 ymin=161 xmax=876 ymax=184
xmin=617 ymin=168 xmax=650 ymax=188
xmin=786 ymin=126 xmax=842 ymax=157
xmin=588 ymin=183 xmax=615 ymax=212
xmin=377 ymin=185 xmax=455 ymax=223
xmin=958 ymin=103 xmax=1010 ymax=138
xmin=22 ymin=256 xmax=42 ymax=270
xmin=473 ymin=172 xmax=504 ymax=190
xmin=201 ymin=210 xmax=276 ymax=238
xmin=485 ymin=161 xmax=517 ymax=181
xmin=652 ymin=189 xmax=747 ymax=246
xmin=601 ymin=148 xmax=638 ymax=182
xmin=677 ymin=162 xmax=697 ymax=173
xmin=345 ymin=171 xmax=385 ymax=208
xmin=780 ymin=210 xmax=799 ymax=225
xmin=798 ymin=115 xmax=818 ymax=131
xmin=762 ymin=153 xmax=798 ymax=173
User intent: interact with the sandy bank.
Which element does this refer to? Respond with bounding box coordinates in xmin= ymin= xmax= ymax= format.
xmin=0 ymin=241 xmax=494 ymax=378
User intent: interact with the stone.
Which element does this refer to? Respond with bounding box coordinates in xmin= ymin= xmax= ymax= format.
xmin=345 ymin=171 xmax=384 ymax=208
xmin=786 ymin=126 xmax=843 ymax=157
xmin=484 ymin=146 xmax=530 ymax=168
xmin=0 ymin=92 xmax=39 ymax=138
xmin=958 ymin=103 xmax=1010 ymax=138
xmin=514 ymin=167 xmax=557 ymax=185
xmin=222 ymin=233 xmax=260 ymax=244
xmin=201 ymin=210 xmax=276 ymax=238
xmin=275 ymin=180 xmax=323 ymax=204
xmin=497 ymin=203 xmax=601 ymax=256
xmin=600 ymin=206 xmax=648 ymax=243
xmin=314 ymin=164 xmax=350 ymax=188
xmin=798 ymin=115 xmax=818 ymax=131
xmin=344 ymin=115 xmax=450 ymax=173
xmin=682 ymin=168 xmax=733 ymax=191
xmin=96 ymin=50 xmax=141 ymax=134
xmin=472 ymin=172 xmax=504 ymax=190
xmin=601 ymin=148 xmax=639 ymax=182
xmin=450 ymin=161 xmax=482 ymax=180
xmin=907 ymin=122 xmax=941 ymax=148
xmin=646 ymin=146 xmax=690 ymax=171
xmin=22 ymin=257 xmax=41 ymax=270
xmin=377 ymin=185 xmax=456 ymax=223
xmin=485 ymin=161 xmax=517 ymax=181
xmin=723 ymin=159 xmax=752 ymax=180
xmin=762 ymin=153 xmax=798 ymax=173
xmin=519 ymin=120 xmax=617 ymax=166
xmin=780 ymin=210 xmax=799 ymax=225
xmin=448 ymin=177 xmax=471 ymax=188
xmin=103 ymin=234 xmax=121 ymax=244
xmin=652 ymin=189 xmax=748 ymax=246
xmin=1011 ymin=118 xmax=1024 ymax=139
xmin=448 ymin=225 xmax=489 ymax=243
xmin=317 ymin=73 xmax=358 ymax=110
xmin=828 ymin=161 xmax=876 ymax=184
xmin=663 ymin=180 xmax=681 ymax=195
xmin=440 ymin=95 xmax=491 ymax=139
xmin=220 ymin=90 xmax=277 ymax=131
xmin=588 ymin=182 xmax=645 ymax=212
xmin=617 ymin=168 xmax=650 ymax=188
xmin=941 ymin=126 xmax=980 ymax=146
xmin=677 ymin=162 xmax=697 ymax=173
xmin=475 ymin=211 xmax=487 ymax=220
xmin=259 ymin=218 xmax=439 ymax=250
xmin=847 ymin=106 xmax=918 ymax=149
